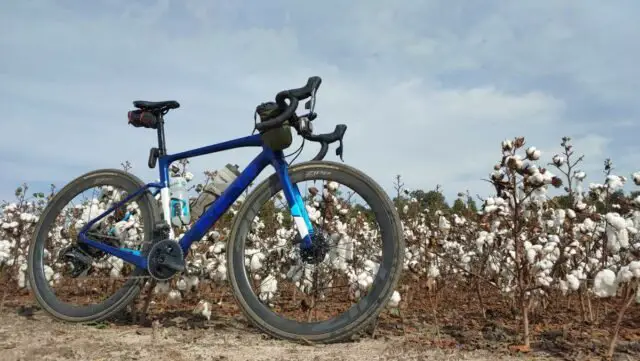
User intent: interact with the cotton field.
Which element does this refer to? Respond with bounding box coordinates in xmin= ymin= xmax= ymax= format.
xmin=1 ymin=136 xmax=640 ymax=358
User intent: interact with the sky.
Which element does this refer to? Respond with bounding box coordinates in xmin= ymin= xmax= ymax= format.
xmin=1 ymin=0 xmax=640 ymax=205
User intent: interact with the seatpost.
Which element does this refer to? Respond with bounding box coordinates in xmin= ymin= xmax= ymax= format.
xmin=156 ymin=115 xmax=167 ymax=156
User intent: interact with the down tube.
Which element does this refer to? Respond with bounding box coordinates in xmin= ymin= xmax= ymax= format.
xmin=271 ymin=154 xmax=315 ymax=249
xmin=178 ymin=151 xmax=272 ymax=254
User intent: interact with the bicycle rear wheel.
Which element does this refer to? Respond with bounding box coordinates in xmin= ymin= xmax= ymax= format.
xmin=27 ymin=169 xmax=158 ymax=322
xmin=226 ymin=160 xmax=404 ymax=343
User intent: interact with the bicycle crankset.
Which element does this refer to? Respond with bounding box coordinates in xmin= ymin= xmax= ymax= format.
xmin=146 ymin=239 xmax=186 ymax=280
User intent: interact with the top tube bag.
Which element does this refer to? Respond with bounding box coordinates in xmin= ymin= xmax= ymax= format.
xmin=255 ymin=101 xmax=293 ymax=151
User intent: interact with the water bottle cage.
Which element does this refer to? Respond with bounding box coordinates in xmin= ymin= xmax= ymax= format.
xmin=148 ymin=147 xmax=160 ymax=169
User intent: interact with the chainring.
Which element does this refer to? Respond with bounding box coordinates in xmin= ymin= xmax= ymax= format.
xmin=146 ymin=239 xmax=185 ymax=281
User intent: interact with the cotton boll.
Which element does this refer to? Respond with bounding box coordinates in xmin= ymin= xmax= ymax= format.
xmin=593 ymin=269 xmax=618 ymax=298
xmin=44 ymin=265 xmax=55 ymax=285
xmin=629 ymin=261 xmax=640 ymax=278
xmin=606 ymin=175 xmax=626 ymax=191
xmin=387 ymin=290 xmax=401 ymax=308
xmin=186 ymin=275 xmax=200 ymax=291
xmin=618 ymin=229 xmax=630 ymax=249
xmin=167 ymin=289 xmax=182 ymax=305
xmin=427 ymin=264 xmax=440 ymax=278
xmin=176 ymin=277 xmax=188 ymax=291
xmin=484 ymin=205 xmax=498 ymax=213
xmin=559 ymin=280 xmax=569 ymax=295
xmin=211 ymin=241 xmax=225 ymax=254
xmin=363 ymin=259 xmax=379 ymax=273
xmin=529 ymin=173 xmax=545 ymax=186
xmin=357 ymin=271 xmax=373 ymax=291
xmin=554 ymin=209 xmax=566 ymax=227
xmin=18 ymin=263 xmax=28 ymax=288
xmin=617 ymin=267 xmax=634 ymax=283
xmin=154 ymin=282 xmax=171 ymax=294
xmin=475 ymin=232 xmax=487 ymax=252
xmin=605 ymin=213 xmax=627 ymax=231
xmin=526 ymin=146 xmax=541 ymax=161
xmin=552 ymin=155 xmax=565 ymax=167
xmin=214 ymin=264 xmax=227 ymax=282
xmin=209 ymin=230 xmax=221 ymax=241
xmin=250 ymin=252 xmax=266 ymax=272
xmin=566 ymin=274 xmax=580 ymax=291
xmin=259 ymin=274 xmax=277 ymax=302
xmin=193 ymin=300 xmax=211 ymax=320
xmin=438 ymin=216 xmax=451 ymax=231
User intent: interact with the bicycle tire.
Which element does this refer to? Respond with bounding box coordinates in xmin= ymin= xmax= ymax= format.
xmin=27 ymin=169 xmax=159 ymax=322
xmin=226 ymin=160 xmax=404 ymax=343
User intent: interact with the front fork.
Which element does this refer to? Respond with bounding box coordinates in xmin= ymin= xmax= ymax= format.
xmin=271 ymin=155 xmax=315 ymax=249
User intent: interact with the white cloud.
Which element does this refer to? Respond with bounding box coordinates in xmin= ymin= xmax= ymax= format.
xmin=1 ymin=0 xmax=639 ymax=204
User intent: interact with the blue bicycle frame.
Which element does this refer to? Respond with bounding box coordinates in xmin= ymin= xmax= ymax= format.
xmin=77 ymin=131 xmax=315 ymax=271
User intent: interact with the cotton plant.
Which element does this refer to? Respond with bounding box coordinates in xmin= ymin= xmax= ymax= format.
xmin=530 ymin=139 xmax=640 ymax=357
xmin=556 ymin=158 xmax=640 ymax=306
xmin=0 ymin=186 xmax=48 ymax=289
xmin=590 ymin=214 xmax=640 ymax=359
xmin=540 ymin=142 xmax=602 ymax=315
xmin=394 ymin=189 xmax=493 ymax=314
xmin=478 ymin=136 xmax=568 ymax=349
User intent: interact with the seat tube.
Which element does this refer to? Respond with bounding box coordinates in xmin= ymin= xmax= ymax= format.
xmin=270 ymin=151 xmax=314 ymax=249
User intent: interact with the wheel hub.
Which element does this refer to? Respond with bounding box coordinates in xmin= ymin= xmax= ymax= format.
xmin=300 ymin=232 xmax=330 ymax=264
xmin=146 ymin=239 xmax=186 ymax=280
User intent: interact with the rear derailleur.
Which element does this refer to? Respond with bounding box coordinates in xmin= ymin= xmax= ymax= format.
xmin=58 ymin=233 xmax=119 ymax=278
xmin=58 ymin=244 xmax=94 ymax=278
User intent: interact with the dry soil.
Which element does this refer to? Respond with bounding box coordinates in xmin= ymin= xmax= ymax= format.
xmin=0 ymin=306 xmax=567 ymax=361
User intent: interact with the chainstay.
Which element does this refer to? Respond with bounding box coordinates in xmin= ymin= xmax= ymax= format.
xmin=66 ymin=274 xmax=153 ymax=281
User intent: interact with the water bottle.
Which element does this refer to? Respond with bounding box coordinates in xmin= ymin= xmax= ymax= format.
xmin=169 ymin=176 xmax=191 ymax=226
xmin=191 ymin=164 xmax=241 ymax=220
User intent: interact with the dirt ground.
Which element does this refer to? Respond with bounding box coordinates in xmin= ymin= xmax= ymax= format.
xmin=3 ymin=278 xmax=640 ymax=361
xmin=0 ymin=306 xmax=565 ymax=361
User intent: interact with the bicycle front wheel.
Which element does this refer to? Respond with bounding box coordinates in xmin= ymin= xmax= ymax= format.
xmin=226 ymin=160 xmax=404 ymax=343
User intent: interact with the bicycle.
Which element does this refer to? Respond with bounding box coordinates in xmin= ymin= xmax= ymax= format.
xmin=26 ymin=76 xmax=405 ymax=344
